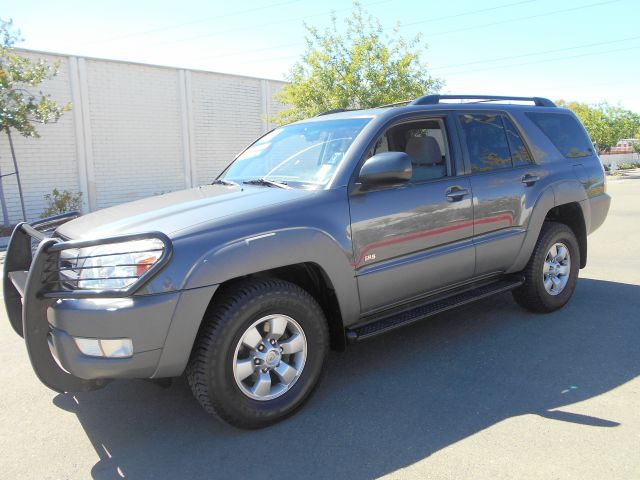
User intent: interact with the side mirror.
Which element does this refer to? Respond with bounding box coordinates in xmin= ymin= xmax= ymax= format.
xmin=358 ymin=152 xmax=412 ymax=187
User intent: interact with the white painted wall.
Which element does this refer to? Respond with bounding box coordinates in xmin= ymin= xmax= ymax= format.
xmin=191 ymin=71 xmax=265 ymax=185
xmin=0 ymin=49 xmax=287 ymax=224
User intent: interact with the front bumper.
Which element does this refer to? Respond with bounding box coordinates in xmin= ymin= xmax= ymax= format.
xmin=46 ymin=291 xmax=180 ymax=381
xmin=48 ymin=326 xmax=164 ymax=381
xmin=3 ymin=215 xmax=178 ymax=392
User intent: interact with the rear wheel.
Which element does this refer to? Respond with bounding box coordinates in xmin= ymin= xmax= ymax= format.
xmin=186 ymin=278 xmax=329 ymax=429
xmin=513 ymin=222 xmax=580 ymax=313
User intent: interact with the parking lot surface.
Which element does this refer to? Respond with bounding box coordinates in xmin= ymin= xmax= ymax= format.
xmin=1 ymin=178 xmax=638 ymax=479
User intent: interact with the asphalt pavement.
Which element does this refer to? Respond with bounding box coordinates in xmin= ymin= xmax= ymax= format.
xmin=1 ymin=178 xmax=638 ymax=480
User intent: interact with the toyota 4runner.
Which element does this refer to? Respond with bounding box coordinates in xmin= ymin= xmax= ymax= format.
xmin=4 ymin=94 xmax=610 ymax=428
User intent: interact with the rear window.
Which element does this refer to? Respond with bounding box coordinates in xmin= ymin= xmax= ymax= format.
xmin=525 ymin=112 xmax=594 ymax=158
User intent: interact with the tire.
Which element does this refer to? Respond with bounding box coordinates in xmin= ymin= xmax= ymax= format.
xmin=512 ymin=222 xmax=580 ymax=313
xmin=186 ymin=278 xmax=329 ymax=429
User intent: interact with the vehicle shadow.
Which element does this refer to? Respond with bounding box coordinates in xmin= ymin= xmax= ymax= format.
xmin=53 ymin=278 xmax=639 ymax=479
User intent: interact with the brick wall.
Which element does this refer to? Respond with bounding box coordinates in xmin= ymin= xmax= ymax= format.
xmin=0 ymin=49 xmax=287 ymax=224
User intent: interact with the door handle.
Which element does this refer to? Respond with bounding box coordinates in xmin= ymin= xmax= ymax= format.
xmin=445 ymin=186 xmax=469 ymax=201
xmin=521 ymin=174 xmax=540 ymax=186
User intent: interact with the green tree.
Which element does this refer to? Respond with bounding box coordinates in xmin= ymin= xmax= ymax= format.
xmin=0 ymin=18 xmax=70 ymax=225
xmin=273 ymin=1 xmax=443 ymax=124
xmin=557 ymin=100 xmax=640 ymax=154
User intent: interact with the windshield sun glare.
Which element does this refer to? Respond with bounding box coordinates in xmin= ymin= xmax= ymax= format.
xmin=221 ymin=118 xmax=371 ymax=187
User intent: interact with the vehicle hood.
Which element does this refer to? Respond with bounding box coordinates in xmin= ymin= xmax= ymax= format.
xmin=56 ymin=184 xmax=315 ymax=240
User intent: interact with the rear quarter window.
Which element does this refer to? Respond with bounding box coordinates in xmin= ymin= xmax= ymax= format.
xmin=525 ymin=112 xmax=594 ymax=158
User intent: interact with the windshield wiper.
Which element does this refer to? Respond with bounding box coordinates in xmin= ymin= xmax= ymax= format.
xmin=212 ymin=178 xmax=238 ymax=186
xmin=242 ymin=178 xmax=291 ymax=189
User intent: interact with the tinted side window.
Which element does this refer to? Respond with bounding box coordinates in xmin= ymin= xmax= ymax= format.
xmin=526 ymin=112 xmax=594 ymax=158
xmin=502 ymin=116 xmax=533 ymax=166
xmin=459 ymin=113 xmax=512 ymax=173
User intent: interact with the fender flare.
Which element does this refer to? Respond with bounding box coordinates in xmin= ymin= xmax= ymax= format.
xmin=181 ymin=227 xmax=360 ymax=326
xmin=509 ymin=179 xmax=588 ymax=273
xmin=553 ymin=178 xmax=591 ymax=235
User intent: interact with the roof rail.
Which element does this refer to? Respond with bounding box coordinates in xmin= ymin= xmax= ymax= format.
xmin=319 ymin=101 xmax=412 ymax=114
xmin=410 ymin=95 xmax=556 ymax=107
xmin=375 ymin=100 xmax=411 ymax=108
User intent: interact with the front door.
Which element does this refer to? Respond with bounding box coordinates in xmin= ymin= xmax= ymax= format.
xmin=349 ymin=115 xmax=475 ymax=314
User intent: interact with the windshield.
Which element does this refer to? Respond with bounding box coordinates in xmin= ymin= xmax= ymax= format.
xmin=220 ymin=118 xmax=371 ymax=187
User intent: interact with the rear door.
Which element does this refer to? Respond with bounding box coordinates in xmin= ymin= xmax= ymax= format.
xmin=349 ymin=114 xmax=475 ymax=314
xmin=456 ymin=111 xmax=544 ymax=275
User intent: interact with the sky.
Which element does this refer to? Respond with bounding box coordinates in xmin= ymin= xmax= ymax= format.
xmin=6 ymin=0 xmax=640 ymax=111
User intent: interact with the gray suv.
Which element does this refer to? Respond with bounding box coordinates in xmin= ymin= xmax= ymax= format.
xmin=5 ymin=94 xmax=610 ymax=428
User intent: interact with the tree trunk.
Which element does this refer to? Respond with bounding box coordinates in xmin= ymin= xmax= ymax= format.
xmin=0 ymin=159 xmax=10 ymax=228
xmin=6 ymin=129 xmax=27 ymax=221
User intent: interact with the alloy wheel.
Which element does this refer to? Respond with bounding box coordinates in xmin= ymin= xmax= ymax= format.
xmin=543 ymin=242 xmax=571 ymax=296
xmin=232 ymin=314 xmax=307 ymax=401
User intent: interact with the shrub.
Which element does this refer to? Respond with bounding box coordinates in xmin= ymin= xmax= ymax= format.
xmin=617 ymin=162 xmax=640 ymax=170
xmin=41 ymin=189 xmax=82 ymax=217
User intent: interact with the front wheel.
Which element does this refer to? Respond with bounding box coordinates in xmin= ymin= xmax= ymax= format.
xmin=513 ymin=222 xmax=580 ymax=313
xmin=186 ymin=278 xmax=329 ymax=429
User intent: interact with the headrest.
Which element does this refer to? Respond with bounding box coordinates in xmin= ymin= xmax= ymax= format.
xmin=405 ymin=136 xmax=442 ymax=166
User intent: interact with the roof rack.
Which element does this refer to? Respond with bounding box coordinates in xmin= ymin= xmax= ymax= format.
xmin=410 ymin=95 xmax=556 ymax=107
xmin=318 ymin=101 xmax=411 ymax=115
xmin=375 ymin=100 xmax=411 ymax=108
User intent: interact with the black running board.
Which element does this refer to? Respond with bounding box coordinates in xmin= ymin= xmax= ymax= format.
xmin=346 ymin=276 xmax=524 ymax=343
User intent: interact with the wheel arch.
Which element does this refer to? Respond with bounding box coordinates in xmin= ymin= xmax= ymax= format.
xmin=180 ymin=227 xmax=359 ymax=327
xmin=544 ymin=202 xmax=587 ymax=268
xmin=152 ymin=259 xmax=350 ymax=379
xmin=212 ymin=262 xmax=347 ymax=351
xmin=509 ymin=180 xmax=588 ymax=272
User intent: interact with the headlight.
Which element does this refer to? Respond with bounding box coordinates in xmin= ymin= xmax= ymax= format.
xmin=72 ymin=238 xmax=165 ymax=290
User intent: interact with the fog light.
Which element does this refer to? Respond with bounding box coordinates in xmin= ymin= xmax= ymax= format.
xmin=74 ymin=337 xmax=133 ymax=358
xmin=100 ymin=339 xmax=133 ymax=358
xmin=74 ymin=338 xmax=102 ymax=357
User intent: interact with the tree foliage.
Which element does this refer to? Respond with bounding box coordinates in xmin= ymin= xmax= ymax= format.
xmin=41 ymin=188 xmax=82 ymax=217
xmin=557 ymin=100 xmax=640 ymax=154
xmin=1 ymin=18 xmax=70 ymax=138
xmin=0 ymin=18 xmax=71 ymax=225
xmin=273 ymin=1 xmax=443 ymax=124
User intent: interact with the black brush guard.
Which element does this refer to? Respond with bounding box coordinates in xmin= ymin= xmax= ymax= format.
xmin=3 ymin=212 xmax=172 ymax=392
